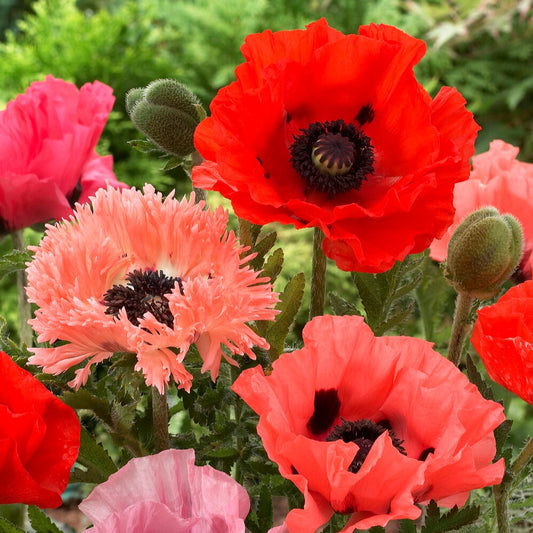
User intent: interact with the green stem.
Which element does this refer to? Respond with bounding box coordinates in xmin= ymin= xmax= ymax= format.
xmin=12 ymin=230 xmax=33 ymax=348
xmin=511 ymin=435 xmax=533 ymax=477
xmin=191 ymin=150 xmax=206 ymax=204
xmin=309 ymin=227 xmax=327 ymax=320
xmin=152 ymin=386 xmax=170 ymax=453
xmin=447 ymin=291 xmax=475 ymax=366
xmin=493 ymin=482 xmax=510 ymax=533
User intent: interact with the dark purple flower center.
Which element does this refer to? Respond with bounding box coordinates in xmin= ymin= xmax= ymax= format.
xmin=326 ymin=418 xmax=407 ymax=474
xmin=289 ymin=118 xmax=375 ymax=197
xmin=103 ymin=269 xmax=183 ymax=328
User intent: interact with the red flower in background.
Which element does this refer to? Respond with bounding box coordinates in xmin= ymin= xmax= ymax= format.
xmin=0 ymin=351 xmax=80 ymax=508
xmin=471 ymin=280 xmax=533 ymax=405
xmin=193 ymin=19 xmax=478 ymax=273
xmin=431 ymin=140 xmax=533 ymax=281
xmin=233 ymin=315 xmax=504 ymax=532
xmin=0 ymin=75 xmax=128 ymax=232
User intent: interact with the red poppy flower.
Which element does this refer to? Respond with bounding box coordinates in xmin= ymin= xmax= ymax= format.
xmin=471 ymin=280 xmax=533 ymax=405
xmin=431 ymin=140 xmax=533 ymax=281
xmin=0 ymin=351 xmax=80 ymax=508
xmin=193 ymin=19 xmax=478 ymax=273
xmin=0 ymin=75 xmax=128 ymax=232
xmin=232 ymin=315 xmax=504 ymax=531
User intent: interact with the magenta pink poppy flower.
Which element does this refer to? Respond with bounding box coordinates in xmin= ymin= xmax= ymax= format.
xmin=26 ymin=185 xmax=278 ymax=393
xmin=431 ymin=140 xmax=533 ymax=280
xmin=79 ymin=449 xmax=250 ymax=532
xmin=0 ymin=75 xmax=127 ymax=232
xmin=0 ymin=351 xmax=80 ymax=508
xmin=233 ymin=315 xmax=505 ymax=531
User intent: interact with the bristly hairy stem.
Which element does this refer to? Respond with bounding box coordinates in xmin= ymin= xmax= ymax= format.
xmin=152 ymin=386 xmax=170 ymax=452
xmin=309 ymin=227 xmax=327 ymax=319
xmin=512 ymin=435 xmax=533 ymax=477
xmin=12 ymin=229 xmax=33 ymax=348
xmin=191 ymin=150 xmax=206 ymax=203
xmin=493 ymin=480 xmax=510 ymax=533
xmin=447 ymin=291 xmax=475 ymax=366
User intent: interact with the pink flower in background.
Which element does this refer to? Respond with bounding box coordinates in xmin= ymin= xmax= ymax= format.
xmin=79 ymin=449 xmax=250 ymax=532
xmin=26 ymin=185 xmax=278 ymax=393
xmin=430 ymin=140 xmax=533 ymax=280
xmin=0 ymin=75 xmax=127 ymax=232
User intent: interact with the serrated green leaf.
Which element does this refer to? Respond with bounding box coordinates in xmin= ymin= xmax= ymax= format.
xmin=0 ymin=517 xmax=24 ymax=533
xmin=250 ymin=231 xmax=277 ymax=271
xmin=161 ymin=155 xmax=184 ymax=171
xmin=465 ymin=354 xmax=495 ymax=401
xmin=127 ymin=138 xmax=159 ymax=153
xmin=261 ymin=248 xmax=284 ymax=285
xmin=71 ymin=426 xmax=117 ymax=484
xmin=205 ymin=446 xmax=239 ymax=459
xmin=63 ymin=389 xmax=113 ymax=426
xmin=256 ymin=479 xmax=273 ymax=530
xmin=0 ymin=249 xmax=33 ymax=279
xmin=422 ymin=501 xmax=480 ymax=532
xmin=328 ymin=292 xmax=360 ymax=317
xmin=494 ymin=419 xmax=513 ymax=458
xmin=0 ymin=316 xmax=31 ymax=359
xmin=266 ymin=272 xmax=305 ymax=358
xmin=398 ymin=520 xmax=417 ymax=533
xmin=27 ymin=506 xmax=62 ymax=533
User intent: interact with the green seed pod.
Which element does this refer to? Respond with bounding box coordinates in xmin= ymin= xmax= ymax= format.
xmin=445 ymin=207 xmax=523 ymax=299
xmin=126 ymin=79 xmax=202 ymax=157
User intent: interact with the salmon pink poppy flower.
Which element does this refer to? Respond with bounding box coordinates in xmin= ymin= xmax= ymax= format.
xmin=79 ymin=449 xmax=250 ymax=532
xmin=431 ymin=140 xmax=533 ymax=281
xmin=0 ymin=351 xmax=80 ymax=508
xmin=193 ymin=19 xmax=478 ymax=273
xmin=26 ymin=185 xmax=278 ymax=393
xmin=0 ymin=75 xmax=127 ymax=232
xmin=233 ymin=315 xmax=505 ymax=531
xmin=471 ymin=279 xmax=533 ymax=405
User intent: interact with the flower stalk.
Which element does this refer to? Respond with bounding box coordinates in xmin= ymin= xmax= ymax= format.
xmin=310 ymin=227 xmax=327 ymax=319
xmin=447 ymin=292 xmax=475 ymax=366
xmin=12 ymin=230 xmax=33 ymax=348
xmin=152 ymin=386 xmax=170 ymax=453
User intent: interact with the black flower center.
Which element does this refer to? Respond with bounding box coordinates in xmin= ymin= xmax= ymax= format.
xmin=103 ymin=269 xmax=184 ymax=328
xmin=326 ymin=418 xmax=406 ymax=474
xmin=289 ymin=118 xmax=374 ymax=197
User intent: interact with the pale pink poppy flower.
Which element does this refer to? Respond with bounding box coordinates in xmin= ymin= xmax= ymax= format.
xmin=0 ymin=75 xmax=127 ymax=232
xmin=79 ymin=449 xmax=250 ymax=532
xmin=430 ymin=140 xmax=533 ymax=280
xmin=26 ymin=185 xmax=278 ymax=392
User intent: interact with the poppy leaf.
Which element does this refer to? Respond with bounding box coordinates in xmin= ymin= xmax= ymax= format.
xmin=267 ymin=272 xmax=306 ymax=357
xmin=261 ymin=248 xmax=284 ymax=285
xmin=465 ymin=354 xmax=495 ymax=401
xmin=0 ymin=517 xmax=24 ymax=533
xmin=71 ymin=426 xmax=118 ymax=484
xmin=250 ymin=231 xmax=278 ymax=270
xmin=421 ymin=501 xmax=480 ymax=532
xmin=27 ymin=506 xmax=62 ymax=533
xmin=0 ymin=249 xmax=33 ymax=279
xmin=63 ymin=389 xmax=113 ymax=427
xmin=328 ymin=291 xmax=361 ymax=317
xmin=0 ymin=317 xmax=31 ymax=359
xmin=398 ymin=520 xmax=417 ymax=532
xmin=256 ymin=478 xmax=273 ymax=531
xmin=127 ymin=138 xmax=159 ymax=153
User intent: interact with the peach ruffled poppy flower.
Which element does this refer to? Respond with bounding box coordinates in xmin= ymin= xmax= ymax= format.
xmin=79 ymin=449 xmax=250 ymax=532
xmin=430 ymin=140 xmax=533 ymax=280
xmin=232 ymin=315 xmax=505 ymax=531
xmin=26 ymin=185 xmax=278 ymax=393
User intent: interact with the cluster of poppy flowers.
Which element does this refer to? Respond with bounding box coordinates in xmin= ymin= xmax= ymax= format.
xmin=0 ymin=16 xmax=532 ymax=533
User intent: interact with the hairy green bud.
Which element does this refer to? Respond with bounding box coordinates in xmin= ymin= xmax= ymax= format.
xmin=126 ymin=79 xmax=203 ymax=157
xmin=445 ymin=207 xmax=523 ymax=299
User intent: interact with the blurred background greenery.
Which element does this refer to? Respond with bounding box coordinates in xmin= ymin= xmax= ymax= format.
xmin=0 ymin=0 xmax=531 ymax=438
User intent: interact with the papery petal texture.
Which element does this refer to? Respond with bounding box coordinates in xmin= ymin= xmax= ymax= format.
xmin=193 ymin=19 xmax=478 ymax=273
xmin=431 ymin=140 xmax=533 ymax=280
xmin=0 ymin=351 xmax=80 ymax=508
xmin=232 ymin=315 xmax=505 ymax=531
xmin=79 ymin=449 xmax=250 ymax=533
xmin=471 ymin=279 xmax=533 ymax=405
xmin=0 ymin=75 xmax=127 ymax=231
xmin=26 ymin=185 xmax=278 ymax=392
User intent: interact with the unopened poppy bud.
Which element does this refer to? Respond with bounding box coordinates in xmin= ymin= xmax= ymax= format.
xmin=445 ymin=207 xmax=523 ymax=299
xmin=126 ymin=79 xmax=203 ymax=157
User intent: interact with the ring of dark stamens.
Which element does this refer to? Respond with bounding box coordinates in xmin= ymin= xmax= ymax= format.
xmin=289 ymin=119 xmax=374 ymax=197
xmin=326 ymin=418 xmax=406 ymax=474
xmin=103 ymin=269 xmax=184 ymax=328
